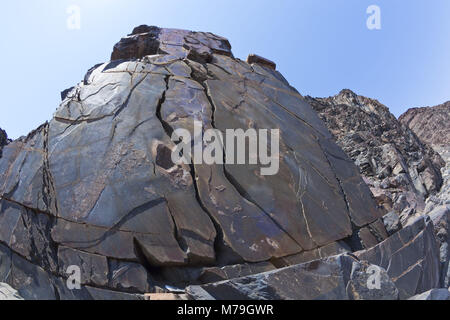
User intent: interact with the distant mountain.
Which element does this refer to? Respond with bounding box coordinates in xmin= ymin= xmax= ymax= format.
xmin=400 ymin=101 xmax=450 ymax=217
xmin=400 ymin=101 xmax=450 ymax=148
xmin=306 ymin=89 xmax=444 ymax=224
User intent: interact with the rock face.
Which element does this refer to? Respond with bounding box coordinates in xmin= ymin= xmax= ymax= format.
xmin=0 ymin=282 xmax=24 ymax=300
xmin=187 ymin=215 xmax=440 ymax=300
xmin=306 ymin=90 xmax=444 ymax=225
xmin=409 ymin=288 xmax=450 ymax=300
xmin=0 ymin=26 xmax=389 ymax=299
xmin=400 ymin=103 xmax=450 ymax=213
xmin=399 ymin=102 xmax=450 ymax=148
xmin=400 ymin=103 xmax=450 ymax=289
xmin=355 ymin=216 xmax=440 ymax=299
xmin=0 ymin=128 xmax=9 ymax=158
xmin=187 ymin=254 xmax=399 ymax=300
xmin=428 ymin=206 xmax=450 ymax=288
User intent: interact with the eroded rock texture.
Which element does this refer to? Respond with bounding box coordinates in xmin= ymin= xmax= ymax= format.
xmin=187 ymin=254 xmax=399 ymax=300
xmin=0 ymin=128 xmax=9 ymax=158
xmin=400 ymin=103 xmax=450 ymax=287
xmin=187 ymin=216 xmax=440 ymax=300
xmin=400 ymin=103 xmax=450 ymax=213
xmin=399 ymin=101 xmax=450 ymax=148
xmin=306 ymin=90 xmax=444 ymax=225
xmin=355 ymin=216 xmax=440 ymax=298
xmin=0 ymin=282 xmax=24 ymax=300
xmin=0 ymin=26 xmax=387 ymax=299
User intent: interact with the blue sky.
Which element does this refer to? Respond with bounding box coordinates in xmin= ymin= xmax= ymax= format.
xmin=1 ymin=0 xmax=449 ymax=139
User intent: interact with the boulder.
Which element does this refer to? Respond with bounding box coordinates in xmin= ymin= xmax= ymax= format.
xmin=246 ymin=54 xmax=276 ymax=70
xmin=428 ymin=205 xmax=450 ymax=288
xmin=0 ymin=283 xmax=24 ymax=300
xmin=382 ymin=211 xmax=402 ymax=236
xmin=0 ymin=26 xmax=387 ymax=299
xmin=408 ymin=288 xmax=450 ymax=300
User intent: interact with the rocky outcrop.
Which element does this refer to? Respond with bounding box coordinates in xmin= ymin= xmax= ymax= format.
xmin=400 ymin=103 xmax=450 ymax=287
xmin=400 ymin=103 xmax=450 ymax=213
xmin=0 ymin=283 xmax=24 ymax=300
xmin=409 ymin=288 xmax=450 ymax=300
xmin=306 ymin=90 xmax=444 ymax=225
xmin=187 ymin=215 xmax=440 ymax=300
xmin=0 ymin=128 xmax=9 ymax=158
xmin=0 ymin=26 xmax=388 ymax=299
xmin=355 ymin=216 xmax=440 ymax=299
xmin=428 ymin=205 xmax=450 ymax=288
xmin=187 ymin=254 xmax=399 ymax=300
xmin=425 ymin=147 xmax=450 ymax=212
xmin=399 ymin=102 xmax=450 ymax=148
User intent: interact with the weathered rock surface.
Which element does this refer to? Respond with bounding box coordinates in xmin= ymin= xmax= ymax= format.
xmin=399 ymin=101 xmax=450 ymax=148
xmin=400 ymin=103 xmax=450 ymax=289
xmin=355 ymin=216 xmax=440 ymax=299
xmin=306 ymin=90 xmax=444 ymax=225
xmin=186 ymin=254 xmax=399 ymax=300
xmin=0 ymin=26 xmax=387 ymax=299
xmin=424 ymin=147 xmax=450 ymax=212
xmin=0 ymin=282 xmax=24 ymax=300
xmin=400 ymin=103 xmax=450 ymax=214
xmin=408 ymin=288 xmax=450 ymax=300
xmin=428 ymin=205 xmax=450 ymax=288
xmin=246 ymin=54 xmax=276 ymax=70
xmin=187 ymin=214 xmax=441 ymax=300
xmin=0 ymin=128 xmax=9 ymax=158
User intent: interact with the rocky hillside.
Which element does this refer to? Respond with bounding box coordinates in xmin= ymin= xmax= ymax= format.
xmin=306 ymin=90 xmax=444 ymax=225
xmin=0 ymin=128 xmax=8 ymax=158
xmin=399 ymin=103 xmax=450 ymax=213
xmin=399 ymin=102 xmax=450 ymax=148
xmin=0 ymin=26 xmax=447 ymax=300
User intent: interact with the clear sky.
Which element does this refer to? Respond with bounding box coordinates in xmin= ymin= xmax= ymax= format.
xmin=1 ymin=0 xmax=449 ymax=139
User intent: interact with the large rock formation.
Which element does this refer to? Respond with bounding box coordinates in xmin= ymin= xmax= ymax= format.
xmin=306 ymin=90 xmax=444 ymax=225
xmin=187 ymin=254 xmax=400 ymax=300
xmin=399 ymin=103 xmax=450 ymax=213
xmin=0 ymin=26 xmax=388 ymax=299
xmin=0 ymin=128 xmax=9 ymax=158
xmin=399 ymin=102 xmax=450 ymax=148
xmin=400 ymin=102 xmax=450 ymax=290
xmin=187 ymin=215 xmax=441 ymax=300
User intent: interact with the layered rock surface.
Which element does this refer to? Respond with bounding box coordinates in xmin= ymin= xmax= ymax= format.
xmin=187 ymin=215 xmax=441 ymax=300
xmin=0 ymin=128 xmax=9 ymax=158
xmin=0 ymin=282 xmax=24 ymax=300
xmin=400 ymin=103 xmax=450 ymax=213
xmin=400 ymin=102 xmax=450 ymax=290
xmin=306 ymin=90 xmax=444 ymax=225
xmin=0 ymin=26 xmax=388 ymax=299
xmin=399 ymin=102 xmax=450 ymax=148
